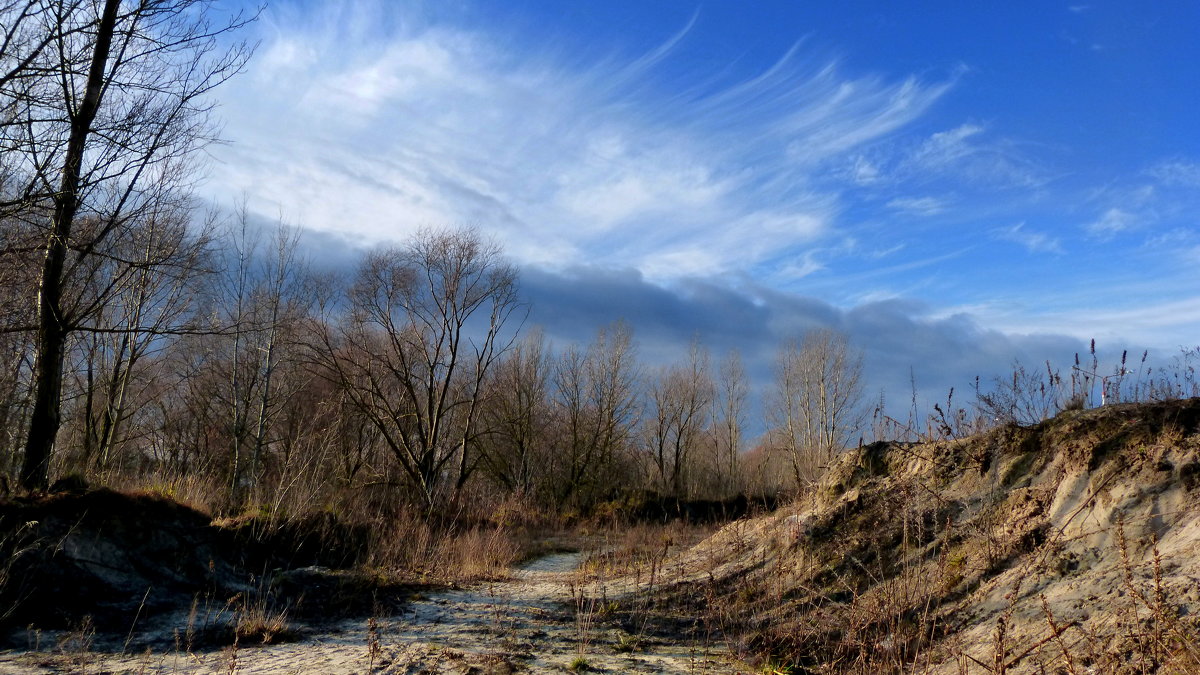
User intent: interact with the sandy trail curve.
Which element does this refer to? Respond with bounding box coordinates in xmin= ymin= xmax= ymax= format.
xmin=0 ymin=552 xmax=740 ymax=674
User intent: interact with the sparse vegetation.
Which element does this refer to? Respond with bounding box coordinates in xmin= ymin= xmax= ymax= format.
xmin=617 ymin=398 xmax=1200 ymax=673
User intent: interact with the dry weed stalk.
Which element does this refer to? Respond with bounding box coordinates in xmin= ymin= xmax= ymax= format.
xmin=568 ymin=579 xmax=599 ymax=661
xmin=366 ymin=616 xmax=381 ymax=670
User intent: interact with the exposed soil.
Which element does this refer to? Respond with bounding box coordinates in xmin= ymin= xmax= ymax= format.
xmin=0 ymin=488 xmax=377 ymax=638
xmin=617 ymin=398 xmax=1200 ymax=672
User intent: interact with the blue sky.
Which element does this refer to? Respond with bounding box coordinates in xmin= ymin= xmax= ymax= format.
xmin=205 ymin=0 xmax=1200 ymax=417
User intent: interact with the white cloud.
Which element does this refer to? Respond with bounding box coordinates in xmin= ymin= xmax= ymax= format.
xmin=986 ymin=296 xmax=1200 ymax=347
xmin=842 ymin=122 xmax=1048 ymax=192
xmin=907 ymin=124 xmax=1047 ymax=188
xmin=1085 ymin=208 xmax=1137 ymax=239
xmin=866 ymin=243 xmax=905 ymax=259
xmin=207 ymin=0 xmax=952 ymax=280
xmin=886 ymin=196 xmax=946 ymax=216
xmin=850 ymin=156 xmax=880 ymax=185
xmin=912 ymin=124 xmax=985 ymax=168
xmin=1142 ymin=228 xmax=1200 ymax=268
xmin=1148 ymin=159 xmax=1200 ymax=188
xmin=993 ymin=222 xmax=1063 ymax=254
xmin=777 ymin=250 xmax=827 ymax=279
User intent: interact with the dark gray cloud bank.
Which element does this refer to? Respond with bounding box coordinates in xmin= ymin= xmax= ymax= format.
xmin=521 ymin=265 xmax=1091 ymax=431
xmin=288 ymin=223 xmax=1136 ymax=438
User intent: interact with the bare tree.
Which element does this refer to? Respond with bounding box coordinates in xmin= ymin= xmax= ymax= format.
xmin=479 ymin=327 xmax=552 ymax=497
xmin=311 ymin=228 xmax=521 ymax=509
xmin=0 ymin=216 xmax=38 ymax=472
xmin=67 ymin=206 xmax=212 ymax=472
xmin=713 ymin=349 xmax=747 ymax=497
xmin=769 ymin=328 xmax=865 ymax=490
xmin=552 ymin=321 xmax=640 ymax=507
xmin=645 ymin=339 xmax=713 ymax=497
xmin=246 ymin=224 xmax=308 ymax=495
xmin=208 ymin=209 xmax=310 ymax=505
xmin=0 ymin=0 xmax=253 ymax=490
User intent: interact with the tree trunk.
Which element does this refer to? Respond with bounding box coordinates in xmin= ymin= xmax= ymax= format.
xmin=21 ymin=311 xmax=66 ymax=490
xmin=20 ymin=0 xmax=121 ymax=491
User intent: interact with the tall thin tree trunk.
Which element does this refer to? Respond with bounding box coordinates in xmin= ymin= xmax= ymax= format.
xmin=21 ymin=0 xmax=122 ymax=491
xmin=97 ymin=334 xmax=133 ymax=470
xmin=22 ymin=315 xmax=67 ymax=490
xmin=250 ymin=322 xmax=278 ymax=488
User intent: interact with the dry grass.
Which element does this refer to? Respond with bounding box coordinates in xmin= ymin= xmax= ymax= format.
xmin=358 ymin=507 xmax=536 ymax=583
xmin=579 ymin=521 xmax=716 ymax=577
xmin=587 ymin=399 xmax=1200 ymax=674
xmin=232 ymin=599 xmax=294 ymax=646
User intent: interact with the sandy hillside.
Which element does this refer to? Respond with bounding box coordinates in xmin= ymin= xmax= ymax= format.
xmin=597 ymin=398 xmax=1200 ymax=673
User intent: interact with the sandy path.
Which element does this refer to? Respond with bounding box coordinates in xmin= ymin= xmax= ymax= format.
xmin=0 ymin=552 xmax=741 ymax=674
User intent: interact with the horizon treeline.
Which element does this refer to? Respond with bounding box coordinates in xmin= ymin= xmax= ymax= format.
xmin=4 ymin=209 xmax=1198 ymax=520
xmin=0 ymin=204 xmax=812 ymax=515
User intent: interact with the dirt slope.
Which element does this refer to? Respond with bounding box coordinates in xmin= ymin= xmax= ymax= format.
xmin=0 ymin=488 xmax=375 ymax=642
xmin=617 ymin=399 xmax=1200 ymax=673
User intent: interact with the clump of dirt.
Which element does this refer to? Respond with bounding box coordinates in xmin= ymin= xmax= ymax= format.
xmin=0 ymin=489 xmax=242 ymax=634
xmin=628 ymin=398 xmax=1200 ymax=673
xmin=268 ymin=566 xmax=418 ymax=621
xmin=0 ymin=488 xmax=402 ymax=647
xmin=215 ymin=510 xmax=372 ymax=571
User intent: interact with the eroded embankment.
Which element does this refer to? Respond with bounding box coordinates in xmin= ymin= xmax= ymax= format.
xmin=0 ymin=488 xmax=381 ymax=643
xmin=599 ymin=399 xmax=1200 ymax=673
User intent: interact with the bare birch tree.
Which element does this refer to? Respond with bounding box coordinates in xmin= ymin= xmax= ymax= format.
xmin=211 ymin=209 xmax=310 ymax=505
xmin=713 ymin=349 xmax=747 ymax=497
xmin=552 ymin=321 xmax=640 ymax=507
xmin=68 ymin=207 xmax=212 ymax=472
xmin=479 ymin=327 xmax=551 ymax=497
xmin=646 ymin=339 xmax=713 ymax=497
xmin=769 ymin=328 xmax=865 ymax=490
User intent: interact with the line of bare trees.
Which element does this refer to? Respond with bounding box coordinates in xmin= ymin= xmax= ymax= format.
xmin=2 ymin=201 xmax=874 ymax=512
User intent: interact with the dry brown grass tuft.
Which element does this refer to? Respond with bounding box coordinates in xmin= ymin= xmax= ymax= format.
xmin=233 ymin=602 xmax=294 ymax=645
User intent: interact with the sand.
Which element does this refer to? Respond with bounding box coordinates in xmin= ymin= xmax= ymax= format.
xmin=0 ymin=551 xmax=743 ymax=674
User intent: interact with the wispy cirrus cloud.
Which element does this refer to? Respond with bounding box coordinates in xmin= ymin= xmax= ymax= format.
xmin=886 ymin=196 xmax=947 ymax=216
xmin=912 ymin=124 xmax=1050 ymax=188
xmin=993 ymin=222 xmax=1063 ymax=254
xmin=911 ymin=123 xmax=985 ymax=168
xmin=1085 ymin=207 xmax=1138 ymax=239
xmin=209 ymin=0 xmax=954 ymax=280
xmin=1147 ymin=159 xmax=1200 ymax=188
xmin=841 ymin=121 xmax=1052 ymax=199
